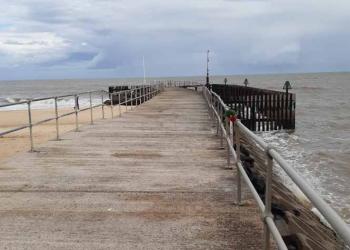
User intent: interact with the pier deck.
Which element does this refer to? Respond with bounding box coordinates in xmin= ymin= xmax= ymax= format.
xmin=0 ymin=88 xmax=264 ymax=249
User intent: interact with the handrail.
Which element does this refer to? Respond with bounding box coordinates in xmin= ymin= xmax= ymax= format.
xmin=0 ymin=83 xmax=164 ymax=151
xmin=202 ymin=86 xmax=350 ymax=249
xmin=165 ymin=80 xmax=205 ymax=88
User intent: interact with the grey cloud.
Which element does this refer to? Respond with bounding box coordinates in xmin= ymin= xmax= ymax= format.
xmin=0 ymin=0 xmax=350 ymax=80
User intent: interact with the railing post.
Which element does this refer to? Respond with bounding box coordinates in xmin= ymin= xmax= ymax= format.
xmin=226 ymin=119 xmax=231 ymax=167
xmin=130 ymin=91 xmax=134 ymax=110
xmin=143 ymin=86 xmax=145 ymax=103
xmin=125 ymin=91 xmax=128 ymax=111
xmin=135 ymin=89 xmax=138 ymax=107
xmin=101 ymin=92 xmax=105 ymax=119
xmin=75 ymin=95 xmax=79 ymax=132
xmin=210 ymin=94 xmax=214 ymax=122
xmin=235 ymin=123 xmax=242 ymax=205
xmin=89 ymin=92 xmax=93 ymax=125
xmin=264 ymin=149 xmax=273 ymax=250
xmin=27 ymin=100 xmax=34 ymax=152
xmin=118 ymin=92 xmax=122 ymax=116
xmin=219 ymin=105 xmax=224 ymax=148
xmin=138 ymin=88 xmax=141 ymax=106
xmin=110 ymin=93 xmax=114 ymax=118
xmin=216 ymin=101 xmax=220 ymax=135
xmin=54 ymin=97 xmax=59 ymax=140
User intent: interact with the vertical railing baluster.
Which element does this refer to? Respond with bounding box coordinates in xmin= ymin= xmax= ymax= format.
xmin=125 ymin=91 xmax=128 ymax=111
xmin=216 ymin=101 xmax=219 ymax=135
xmin=89 ymin=92 xmax=93 ymax=125
xmin=219 ymin=105 xmax=224 ymax=148
xmin=101 ymin=92 xmax=105 ymax=119
xmin=264 ymin=149 xmax=273 ymax=250
xmin=110 ymin=93 xmax=114 ymax=118
xmin=226 ymin=118 xmax=230 ymax=167
xmin=139 ymin=88 xmax=141 ymax=105
xmin=131 ymin=90 xmax=134 ymax=110
xmin=118 ymin=92 xmax=121 ymax=116
xmin=143 ymin=86 xmax=145 ymax=103
xmin=54 ymin=97 xmax=59 ymax=140
xmin=235 ymin=123 xmax=241 ymax=205
xmin=75 ymin=95 xmax=79 ymax=132
xmin=27 ymin=100 xmax=34 ymax=152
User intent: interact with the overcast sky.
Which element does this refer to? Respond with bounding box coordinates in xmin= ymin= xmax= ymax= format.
xmin=0 ymin=0 xmax=350 ymax=80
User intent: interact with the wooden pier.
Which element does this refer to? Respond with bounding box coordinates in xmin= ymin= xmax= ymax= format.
xmin=0 ymin=88 xmax=266 ymax=249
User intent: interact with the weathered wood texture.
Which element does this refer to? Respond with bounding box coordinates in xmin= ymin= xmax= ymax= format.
xmin=0 ymin=88 xmax=266 ymax=249
xmin=212 ymin=84 xmax=296 ymax=131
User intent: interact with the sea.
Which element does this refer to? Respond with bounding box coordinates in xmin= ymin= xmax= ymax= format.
xmin=0 ymin=72 xmax=349 ymax=223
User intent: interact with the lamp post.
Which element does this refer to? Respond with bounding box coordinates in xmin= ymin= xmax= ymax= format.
xmin=244 ymin=78 xmax=249 ymax=87
xmin=283 ymin=81 xmax=292 ymax=94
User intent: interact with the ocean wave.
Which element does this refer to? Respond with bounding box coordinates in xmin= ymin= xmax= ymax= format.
xmin=0 ymin=96 xmax=104 ymax=110
xmin=293 ymin=86 xmax=325 ymax=90
xmin=0 ymin=97 xmax=28 ymax=104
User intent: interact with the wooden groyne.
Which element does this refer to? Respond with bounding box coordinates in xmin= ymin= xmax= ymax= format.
xmin=211 ymin=84 xmax=296 ymax=131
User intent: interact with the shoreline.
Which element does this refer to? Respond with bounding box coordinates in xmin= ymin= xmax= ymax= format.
xmin=0 ymin=106 xmax=125 ymax=162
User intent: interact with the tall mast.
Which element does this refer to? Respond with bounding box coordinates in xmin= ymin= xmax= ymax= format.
xmin=206 ymin=50 xmax=210 ymax=88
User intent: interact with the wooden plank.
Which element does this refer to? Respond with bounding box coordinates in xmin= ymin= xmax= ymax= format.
xmin=276 ymin=94 xmax=281 ymax=130
xmin=289 ymin=93 xmax=293 ymax=129
xmin=281 ymin=93 xmax=285 ymax=129
xmin=252 ymin=94 xmax=256 ymax=131
xmin=234 ymin=86 xmax=238 ymax=111
xmin=261 ymin=93 xmax=265 ymax=131
xmin=272 ymin=93 xmax=276 ymax=130
xmin=257 ymin=93 xmax=261 ymax=131
xmin=248 ymin=90 xmax=252 ymax=130
xmin=270 ymin=94 xmax=273 ymax=130
xmin=265 ymin=93 xmax=269 ymax=131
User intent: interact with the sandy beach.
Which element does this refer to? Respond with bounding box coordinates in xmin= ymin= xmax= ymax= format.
xmin=0 ymin=105 xmax=126 ymax=161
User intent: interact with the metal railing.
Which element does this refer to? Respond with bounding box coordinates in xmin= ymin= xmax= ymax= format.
xmin=164 ymin=80 xmax=205 ymax=88
xmin=0 ymin=83 xmax=163 ymax=152
xmin=202 ymin=86 xmax=350 ymax=249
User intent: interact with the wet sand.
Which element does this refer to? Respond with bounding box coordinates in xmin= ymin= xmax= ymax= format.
xmin=0 ymin=105 xmax=126 ymax=161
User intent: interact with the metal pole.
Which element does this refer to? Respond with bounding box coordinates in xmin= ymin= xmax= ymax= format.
xmin=264 ymin=150 xmax=273 ymax=250
xmin=130 ymin=91 xmax=133 ymax=110
xmin=137 ymin=88 xmax=140 ymax=106
xmin=101 ymin=92 xmax=105 ymax=119
xmin=27 ymin=101 xmax=34 ymax=152
xmin=216 ymin=101 xmax=220 ymax=135
xmin=143 ymin=86 xmax=145 ymax=103
xmin=118 ymin=92 xmax=122 ymax=117
xmin=235 ymin=123 xmax=242 ymax=205
xmin=226 ymin=119 xmax=230 ymax=167
xmin=125 ymin=91 xmax=128 ymax=111
xmin=110 ymin=93 xmax=114 ymax=118
xmin=75 ymin=95 xmax=79 ymax=132
xmin=54 ymin=97 xmax=59 ymax=140
xmin=219 ymin=105 xmax=224 ymax=148
xmin=89 ymin=92 xmax=93 ymax=125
